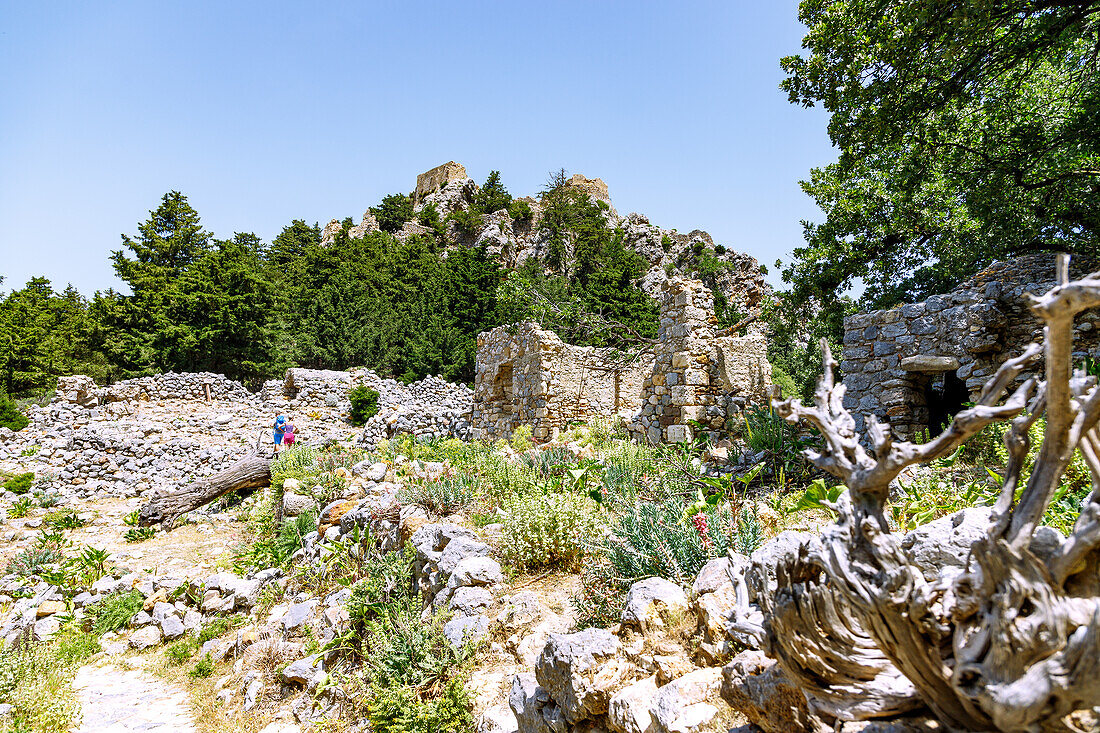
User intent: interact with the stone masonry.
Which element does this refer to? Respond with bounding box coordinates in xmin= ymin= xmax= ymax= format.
xmin=629 ymin=278 xmax=771 ymax=445
xmin=414 ymin=161 xmax=468 ymax=205
xmin=842 ymin=254 xmax=1100 ymax=439
xmin=472 ymin=324 xmax=653 ymax=442
xmin=473 ymin=278 xmax=772 ymax=444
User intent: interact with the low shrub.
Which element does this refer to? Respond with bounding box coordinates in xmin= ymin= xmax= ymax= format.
xmin=3 ymin=472 xmax=33 ymax=495
xmin=572 ymin=498 xmax=739 ymax=628
xmin=9 ymin=497 xmax=33 ymax=518
xmin=234 ymin=509 xmax=315 ymax=572
xmin=165 ymin=639 xmax=196 ymax=665
xmin=43 ymin=509 xmax=85 ymax=530
xmin=0 ymin=395 xmax=28 ymax=432
xmin=0 ymin=624 xmax=96 ymax=732
xmin=189 ymin=655 xmax=214 ymax=679
xmin=509 ymin=425 xmax=534 ymax=451
xmin=500 ymin=492 xmax=601 ymax=572
xmin=349 ymin=385 xmax=381 ymax=426
xmin=366 ymin=675 xmax=474 ymax=733
xmin=398 ymin=476 xmax=482 ymax=516
xmin=90 ymin=590 xmax=145 ymax=635
xmin=124 ymin=526 xmax=155 ymax=543
xmin=270 ymin=445 xmax=320 ymax=487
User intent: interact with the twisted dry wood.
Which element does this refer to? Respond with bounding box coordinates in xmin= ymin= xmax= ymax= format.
xmin=761 ymin=256 xmax=1100 ymax=731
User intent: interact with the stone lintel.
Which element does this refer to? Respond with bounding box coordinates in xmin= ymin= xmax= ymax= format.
xmin=900 ymin=355 xmax=960 ymax=373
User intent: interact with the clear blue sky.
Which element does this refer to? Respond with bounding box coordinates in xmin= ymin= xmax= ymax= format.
xmin=0 ymin=1 xmax=834 ymax=297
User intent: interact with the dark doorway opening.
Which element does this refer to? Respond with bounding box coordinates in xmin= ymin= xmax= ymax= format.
xmin=925 ymin=370 xmax=969 ymax=437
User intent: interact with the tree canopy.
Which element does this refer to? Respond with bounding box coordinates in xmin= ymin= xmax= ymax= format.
xmin=782 ymin=0 xmax=1100 ymax=309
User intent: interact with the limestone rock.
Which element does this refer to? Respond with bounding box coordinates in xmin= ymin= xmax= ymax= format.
xmin=649 ymin=666 xmax=728 ymax=733
xmin=608 ymin=675 xmax=659 ymax=733
xmin=478 ymin=703 xmax=520 ymax=733
xmin=160 ymin=614 xmax=185 ymax=639
xmin=622 ymin=577 xmax=689 ymax=635
xmin=281 ymin=653 xmax=324 ymax=686
xmin=317 ymin=499 xmax=357 ymax=536
xmin=444 ymin=614 xmax=490 ymax=648
xmin=282 ymin=492 xmax=314 ymax=518
xmin=535 ymin=629 xmax=633 ymax=724
xmin=900 ymin=507 xmax=992 ymax=582
xmin=129 ymin=625 xmax=163 ymax=649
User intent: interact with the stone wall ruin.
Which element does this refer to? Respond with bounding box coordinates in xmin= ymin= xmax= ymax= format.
xmin=414 ymin=161 xmax=468 ymax=205
xmin=473 ymin=278 xmax=772 ymax=444
xmin=842 ymin=254 xmax=1100 ymax=439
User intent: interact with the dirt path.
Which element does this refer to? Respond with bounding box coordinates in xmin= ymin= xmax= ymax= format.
xmin=72 ymin=664 xmax=196 ymax=732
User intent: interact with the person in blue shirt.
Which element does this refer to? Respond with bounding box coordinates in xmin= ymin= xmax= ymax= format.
xmin=273 ymin=414 xmax=288 ymax=452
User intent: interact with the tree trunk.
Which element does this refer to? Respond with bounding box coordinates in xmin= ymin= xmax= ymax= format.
xmin=138 ymin=447 xmax=273 ymax=528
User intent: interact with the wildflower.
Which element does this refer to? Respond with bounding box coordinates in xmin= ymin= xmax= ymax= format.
xmin=692 ymin=513 xmax=712 ymax=550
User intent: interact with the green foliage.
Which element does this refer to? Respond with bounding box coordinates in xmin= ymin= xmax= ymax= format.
xmin=9 ymin=497 xmax=33 ymax=518
xmin=70 ymin=546 xmax=112 ymax=587
xmin=371 ymin=193 xmax=414 ymax=234
xmin=509 ymin=425 xmax=533 ymax=451
xmin=197 ymin=615 xmax=246 ymax=644
xmin=741 ymin=405 xmax=816 ymax=485
xmin=99 ymin=194 xmax=279 ymax=386
xmin=270 ymin=445 xmax=320 ymax=487
xmin=188 ymin=655 xmax=214 ymax=679
xmin=43 ymin=509 xmax=85 ymax=530
xmin=475 ymin=171 xmax=513 ymax=215
xmin=0 ymin=277 xmax=112 ymax=398
xmin=3 ymin=473 xmax=33 ymax=495
xmin=366 ymin=676 xmax=474 ymax=733
xmin=398 ymin=476 xmax=482 ymax=517
xmin=793 ymin=477 xmax=844 ymax=514
xmin=234 ymin=508 xmax=315 ymax=572
xmin=0 ymin=624 xmax=97 ymax=733
xmin=0 ymin=395 xmax=29 ymax=431
xmin=349 ymin=385 xmax=380 ymax=426
xmin=500 ymin=491 xmax=602 ymax=572
xmin=165 ymin=639 xmax=196 ymax=665
xmin=508 ymin=199 xmax=532 ymax=226
xmin=124 ymin=526 xmax=155 ymax=543
xmin=781 ymin=0 xmax=1100 ymax=311
xmin=90 ymin=591 xmax=144 ymax=634
xmin=573 ymin=498 xmax=738 ymax=628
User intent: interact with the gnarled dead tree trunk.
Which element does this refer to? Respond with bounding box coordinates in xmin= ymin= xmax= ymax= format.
xmin=138 ymin=445 xmax=274 ymax=528
xmin=754 ymin=255 xmax=1100 ymax=731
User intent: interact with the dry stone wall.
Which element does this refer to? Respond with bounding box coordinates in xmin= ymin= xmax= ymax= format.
xmin=629 ymin=278 xmax=771 ymax=445
xmin=842 ymin=254 xmax=1100 ymax=438
xmin=474 ymin=278 xmax=772 ymax=444
xmin=472 ymin=323 xmax=653 ymax=442
xmin=57 ymin=372 xmax=253 ymax=405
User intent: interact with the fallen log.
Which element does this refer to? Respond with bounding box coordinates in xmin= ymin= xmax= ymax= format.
xmin=139 ymin=446 xmax=274 ymax=528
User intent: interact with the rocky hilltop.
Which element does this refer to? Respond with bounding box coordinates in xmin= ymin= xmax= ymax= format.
xmin=320 ymin=162 xmax=770 ymax=329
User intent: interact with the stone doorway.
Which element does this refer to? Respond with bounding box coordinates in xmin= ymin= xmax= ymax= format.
xmin=923 ymin=370 xmax=969 ymax=437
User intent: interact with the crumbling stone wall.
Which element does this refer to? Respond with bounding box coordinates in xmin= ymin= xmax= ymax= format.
xmin=474 ymin=279 xmax=771 ymax=444
xmin=414 ymin=161 xmax=467 ymax=204
xmin=472 ymin=323 xmax=653 ymax=442
xmin=842 ymin=254 xmax=1100 ymax=439
xmin=629 ymin=279 xmax=770 ymax=444
xmin=72 ymin=372 xmax=252 ymax=405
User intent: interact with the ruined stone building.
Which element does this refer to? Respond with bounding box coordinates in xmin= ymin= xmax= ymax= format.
xmin=473 ymin=278 xmax=771 ymax=443
xmin=841 ymin=254 xmax=1100 ymax=439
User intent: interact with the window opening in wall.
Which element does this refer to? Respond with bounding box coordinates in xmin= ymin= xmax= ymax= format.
xmin=495 ymin=364 xmax=515 ymax=414
xmin=924 ymin=370 xmax=969 ymax=437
